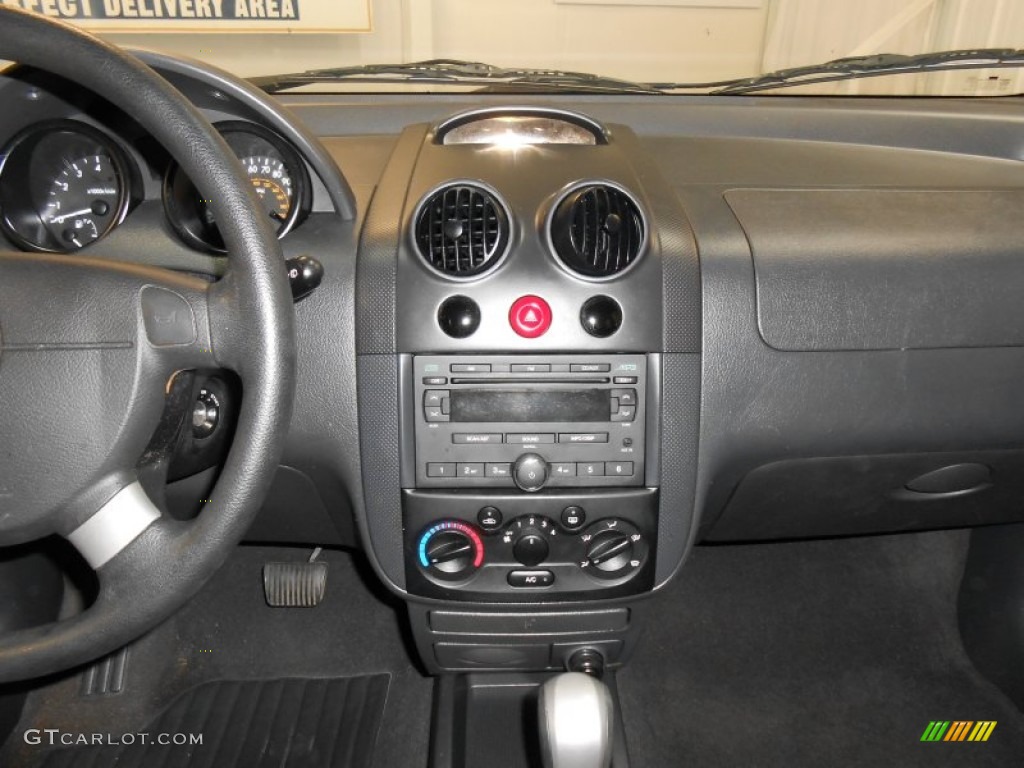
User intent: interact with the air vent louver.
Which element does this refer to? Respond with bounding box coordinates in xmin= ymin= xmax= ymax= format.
xmin=551 ymin=184 xmax=645 ymax=277
xmin=415 ymin=184 xmax=509 ymax=277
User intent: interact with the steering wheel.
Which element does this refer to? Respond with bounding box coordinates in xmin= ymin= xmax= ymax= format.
xmin=0 ymin=8 xmax=296 ymax=682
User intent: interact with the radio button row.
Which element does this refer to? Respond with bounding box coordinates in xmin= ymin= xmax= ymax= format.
xmin=458 ymin=463 xmax=485 ymax=478
xmin=486 ymin=463 xmax=512 ymax=478
xmin=551 ymin=463 xmax=577 ymax=477
xmin=453 ymin=433 xmax=503 ymax=445
xmin=558 ymin=433 xmax=609 ymax=444
xmin=426 ymin=462 xmax=457 ymax=478
xmin=506 ymin=433 xmax=555 ymax=444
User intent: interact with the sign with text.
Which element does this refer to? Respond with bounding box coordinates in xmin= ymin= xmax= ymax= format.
xmin=1 ymin=0 xmax=371 ymax=32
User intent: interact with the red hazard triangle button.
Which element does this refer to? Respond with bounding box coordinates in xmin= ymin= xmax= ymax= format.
xmin=509 ymin=295 xmax=552 ymax=338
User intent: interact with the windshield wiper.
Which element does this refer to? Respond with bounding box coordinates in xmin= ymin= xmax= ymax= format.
xmin=251 ymin=59 xmax=665 ymax=95
xmin=672 ymin=48 xmax=1024 ymax=95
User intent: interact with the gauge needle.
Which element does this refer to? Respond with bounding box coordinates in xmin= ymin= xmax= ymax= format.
xmin=48 ymin=208 xmax=92 ymax=224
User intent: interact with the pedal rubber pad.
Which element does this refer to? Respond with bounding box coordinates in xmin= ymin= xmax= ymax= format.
xmin=262 ymin=560 xmax=328 ymax=607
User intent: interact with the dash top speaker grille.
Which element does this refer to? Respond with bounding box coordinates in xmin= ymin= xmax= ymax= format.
xmin=551 ymin=184 xmax=645 ymax=277
xmin=415 ymin=184 xmax=509 ymax=277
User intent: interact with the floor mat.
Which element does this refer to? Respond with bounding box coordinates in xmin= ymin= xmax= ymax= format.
xmin=2 ymin=547 xmax=432 ymax=768
xmin=617 ymin=529 xmax=1024 ymax=767
xmin=41 ymin=675 xmax=390 ymax=768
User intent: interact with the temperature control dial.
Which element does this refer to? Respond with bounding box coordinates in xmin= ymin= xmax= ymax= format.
xmin=418 ymin=521 xmax=484 ymax=580
xmin=579 ymin=519 xmax=646 ymax=580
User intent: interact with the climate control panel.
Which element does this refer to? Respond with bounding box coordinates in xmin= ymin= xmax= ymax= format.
xmin=403 ymin=488 xmax=657 ymax=601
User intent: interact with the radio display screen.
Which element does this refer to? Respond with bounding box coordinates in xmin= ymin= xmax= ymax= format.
xmin=450 ymin=389 xmax=611 ymax=423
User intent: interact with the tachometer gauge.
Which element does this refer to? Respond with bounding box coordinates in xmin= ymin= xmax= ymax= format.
xmin=163 ymin=121 xmax=310 ymax=254
xmin=0 ymin=122 xmax=132 ymax=253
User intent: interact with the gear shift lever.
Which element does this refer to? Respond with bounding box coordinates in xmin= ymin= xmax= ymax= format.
xmin=538 ymin=672 xmax=614 ymax=768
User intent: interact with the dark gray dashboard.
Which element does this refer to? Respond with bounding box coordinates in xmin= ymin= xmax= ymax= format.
xmin=2 ymin=58 xmax=1024 ymax=619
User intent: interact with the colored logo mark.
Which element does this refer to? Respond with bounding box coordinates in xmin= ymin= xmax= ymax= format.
xmin=920 ymin=721 xmax=996 ymax=742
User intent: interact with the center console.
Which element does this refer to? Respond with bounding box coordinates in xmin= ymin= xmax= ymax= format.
xmin=404 ymin=353 xmax=658 ymax=602
xmin=354 ymin=107 xmax=702 ymax=700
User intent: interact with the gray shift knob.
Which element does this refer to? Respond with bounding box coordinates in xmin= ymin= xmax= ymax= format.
xmin=538 ymin=672 xmax=614 ymax=768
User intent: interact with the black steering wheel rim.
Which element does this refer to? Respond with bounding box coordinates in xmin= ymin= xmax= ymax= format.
xmin=0 ymin=8 xmax=296 ymax=682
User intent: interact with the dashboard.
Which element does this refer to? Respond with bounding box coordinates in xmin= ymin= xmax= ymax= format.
xmin=3 ymin=52 xmax=1024 ymax=675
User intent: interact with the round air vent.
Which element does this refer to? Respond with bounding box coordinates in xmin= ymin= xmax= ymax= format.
xmin=415 ymin=184 xmax=509 ymax=278
xmin=550 ymin=184 xmax=645 ymax=278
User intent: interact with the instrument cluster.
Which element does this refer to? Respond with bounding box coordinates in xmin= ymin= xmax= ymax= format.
xmin=0 ymin=118 xmax=311 ymax=255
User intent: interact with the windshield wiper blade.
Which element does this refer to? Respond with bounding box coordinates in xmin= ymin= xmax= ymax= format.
xmin=687 ymin=48 xmax=1024 ymax=95
xmin=251 ymin=59 xmax=664 ymax=95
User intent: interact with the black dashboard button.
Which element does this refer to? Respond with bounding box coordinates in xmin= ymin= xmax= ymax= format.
xmin=561 ymin=505 xmax=586 ymax=530
xmin=478 ymin=506 xmax=503 ymax=531
xmin=580 ymin=295 xmax=623 ymax=338
xmin=507 ymin=570 xmax=555 ymax=587
xmin=438 ymin=296 xmax=481 ymax=339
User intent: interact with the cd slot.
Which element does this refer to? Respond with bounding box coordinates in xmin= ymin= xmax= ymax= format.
xmin=450 ymin=377 xmax=610 ymax=385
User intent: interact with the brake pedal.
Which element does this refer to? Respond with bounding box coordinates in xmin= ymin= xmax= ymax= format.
xmin=263 ymin=548 xmax=328 ymax=607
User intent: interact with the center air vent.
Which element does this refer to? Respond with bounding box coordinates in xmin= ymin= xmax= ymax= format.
xmin=415 ymin=184 xmax=509 ymax=278
xmin=550 ymin=184 xmax=645 ymax=278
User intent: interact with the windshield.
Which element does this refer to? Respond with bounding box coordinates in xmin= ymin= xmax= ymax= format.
xmin=6 ymin=0 xmax=1024 ymax=95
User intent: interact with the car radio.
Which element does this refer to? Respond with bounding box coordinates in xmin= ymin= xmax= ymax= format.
xmin=412 ymin=354 xmax=647 ymax=490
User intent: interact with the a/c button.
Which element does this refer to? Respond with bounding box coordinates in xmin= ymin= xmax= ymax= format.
xmin=507 ymin=570 xmax=555 ymax=587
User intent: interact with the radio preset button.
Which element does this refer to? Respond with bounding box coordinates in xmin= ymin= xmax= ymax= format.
xmin=426 ymin=463 xmax=457 ymax=478
xmin=453 ymin=433 xmax=503 ymax=444
xmin=506 ymin=433 xmax=555 ymax=444
xmin=570 ymin=363 xmax=610 ymax=372
xmin=458 ymin=463 xmax=485 ymax=478
xmin=508 ymin=570 xmax=555 ymax=588
xmin=578 ymin=462 xmax=605 ymax=477
xmin=486 ymin=463 xmax=512 ymax=478
xmin=551 ymin=463 xmax=577 ymax=478
xmin=558 ymin=433 xmax=609 ymax=444
xmin=606 ymin=461 xmax=634 ymax=477
xmin=451 ymin=363 xmax=491 ymax=373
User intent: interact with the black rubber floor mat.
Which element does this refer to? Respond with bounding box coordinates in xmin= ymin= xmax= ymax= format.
xmin=41 ymin=674 xmax=390 ymax=768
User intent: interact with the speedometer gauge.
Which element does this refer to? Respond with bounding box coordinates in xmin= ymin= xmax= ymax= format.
xmin=163 ymin=121 xmax=310 ymax=254
xmin=0 ymin=121 xmax=132 ymax=253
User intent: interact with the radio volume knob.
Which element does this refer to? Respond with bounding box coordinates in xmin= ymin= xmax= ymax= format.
xmin=513 ymin=453 xmax=550 ymax=492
